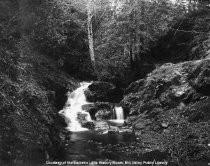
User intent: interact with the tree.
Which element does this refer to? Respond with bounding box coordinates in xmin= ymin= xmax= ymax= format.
xmin=67 ymin=0 xmax=108 ymax=70
xmin=87 ymin=0 xmax=95 ymax=68
xmin=92 ymin=0 xmax=184 ymax=84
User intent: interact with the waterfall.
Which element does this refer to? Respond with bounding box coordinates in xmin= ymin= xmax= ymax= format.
xmin=115 ymin=106 xmax=124 ymax=120
xmin=59 ymin=82 xmax=92 ymax=132
xmin=106 ymin=106 xmax=125 ymax=127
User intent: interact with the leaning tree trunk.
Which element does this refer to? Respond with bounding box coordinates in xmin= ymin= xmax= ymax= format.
xmin=87 ymin=0 xmax=95 ymax=69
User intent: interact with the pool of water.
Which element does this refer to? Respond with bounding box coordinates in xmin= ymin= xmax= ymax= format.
xmin=63 ymin=130 xmax=138 ymax=162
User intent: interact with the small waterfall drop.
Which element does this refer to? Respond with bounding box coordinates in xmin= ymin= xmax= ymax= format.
xmin=107 ymin=106 xmax=125 ymax=127
xmin=59 ymin=82 xmax=92 ymax=132
xmin=115 ymin=106 xmax=124 ymax=120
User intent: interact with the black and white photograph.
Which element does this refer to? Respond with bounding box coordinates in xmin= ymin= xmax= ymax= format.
xmin=0 ymin=0 xmax=210 ymax=166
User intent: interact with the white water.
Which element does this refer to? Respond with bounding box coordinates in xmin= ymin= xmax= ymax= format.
xmin=115 ymin=106 xmax=124 ymax=120
xmin=107 ymin=106 xmax=125 ymax=127
xmin=59 ymin=82 xmax=92 ymax=132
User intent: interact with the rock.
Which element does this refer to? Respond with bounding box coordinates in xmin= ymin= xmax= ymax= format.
xmin=132 ymin=115 xmax=153 ymax=130
xmin=124 ymin=79 xmax=145 ymax=95
xmin=95 ymin=109 xmax=112 ymax=120
xmin=122 ymin=59 xmax=210 ymax=132
xmin=77 ymin=112 xmax=95 ymax=129
xmin=82 ymin=104 xmax=97 ymax=119
xmin=134 ymin=121 xmax=146 ymax=130
xmin=108 ymin=130 xmax=119 ymax=134
xmin=120 ymin=59 xmax=210 ymax=161
xmin=190 ymin=60 xmax=210 ymax=95
xmin=161 ymin=122 xmax=168 ymax=128
xmin=95 ymin=121 xmax=110 ymax=131
xmin=82 ymin=102 xmax=114 ymax=120
xmin=84 ymin=81 xmax=123 ymax=102
xmin=82 ymin=103 xmax=95 ymax=111
xmin=81 ymin=121 xmax=95 ymax=129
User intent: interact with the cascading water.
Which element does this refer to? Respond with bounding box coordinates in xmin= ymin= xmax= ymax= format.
xmin=57 ymin=82 xmax=139 ymax=163
xmin=115 ymin=106 xmax=124 ymax=120
xmin=107 ymin=106 xmax=125 ymax=127
xmin=59 ymin=82 xmax=92 ymax=132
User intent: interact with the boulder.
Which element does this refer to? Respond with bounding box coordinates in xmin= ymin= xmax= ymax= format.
xmin=124 ymin=79 xmax=145 ymax=95
xmin=82 ymin=102 xmax=114 ymax=120
xmin=120 ymin=59 xmax=210 ymax=163
xmin=81 ymin=104 xmax=97 ymax=119
xmin=121 ymin=59 xmax=210 ymax=132
xmin=95 ymin=109 xmax=113 ymax=120
xmin=77 ymin=112 xmax=94 ymax=129
xmin=84 ymin=81 xmax=123 ymax=102
xmin=81 ymin=121 xmax=95 ymax=129
xmin=94 ymin=121 xmax=110 ymax=131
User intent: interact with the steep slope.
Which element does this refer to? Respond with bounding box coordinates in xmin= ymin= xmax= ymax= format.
xmin=151 ymin=9 xmax=210 ymax=63
xmin=0 ymin=42 xmax=78 ymax=165
xmin=121 ymin=58 xmax=210 ymax=164
xmin=0 ymin=1 xmax=82 ymax=164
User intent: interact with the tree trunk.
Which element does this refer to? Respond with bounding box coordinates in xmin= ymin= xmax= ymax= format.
xmin=129 ymin=2 xmax=135 ymax=70
xmin=87 ymin=0 xmax=95 ymax=69
xmin=129 ymin=38 xmax=134 ymax=69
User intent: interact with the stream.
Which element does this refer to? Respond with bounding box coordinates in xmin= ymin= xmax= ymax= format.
xmin=63 ymin=130 xmax=137 ymax=162
xmin=58 ymin=82 xmax=168 ymax=165
xmin=58 ymin=82 xmax=142 ymax=164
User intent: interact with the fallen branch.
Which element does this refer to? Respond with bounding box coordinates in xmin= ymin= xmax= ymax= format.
xmin=170 ymin=28 xmax=210 ymax=34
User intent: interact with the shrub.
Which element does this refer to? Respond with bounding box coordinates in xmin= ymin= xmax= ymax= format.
xmin=160 ymin=109 xmax=210 ymax=166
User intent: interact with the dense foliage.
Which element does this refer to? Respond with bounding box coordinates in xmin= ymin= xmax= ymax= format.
xmin=1 ymin=0 xmax=210 ymax=165
xmin=160 ymin=109 xmax=209 ymax=166
xmin=0 ymin=0 xmax=77 ymax=165
xmin=46 ymin=0 xmax=186 ymax=86
xmin=29 ymin=0 xmax=94 ymax=78
xmin=138 ymin=109 xmax=209 ymax=166
xmin=151 ymin=8 xmax=210 ymax=62
xmin=93 ymin=0 xmax=185 ymax=86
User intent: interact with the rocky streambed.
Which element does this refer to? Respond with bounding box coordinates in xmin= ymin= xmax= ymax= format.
xmin=35 ymin=58 xmax=208 ymax=166
xmin=56 ymin=81 xmax=171 ymax=165
xmin=120 ymin=59 xmax=210 ymax=165
xmin=60 ymin=59 xmax=210 ymax=166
